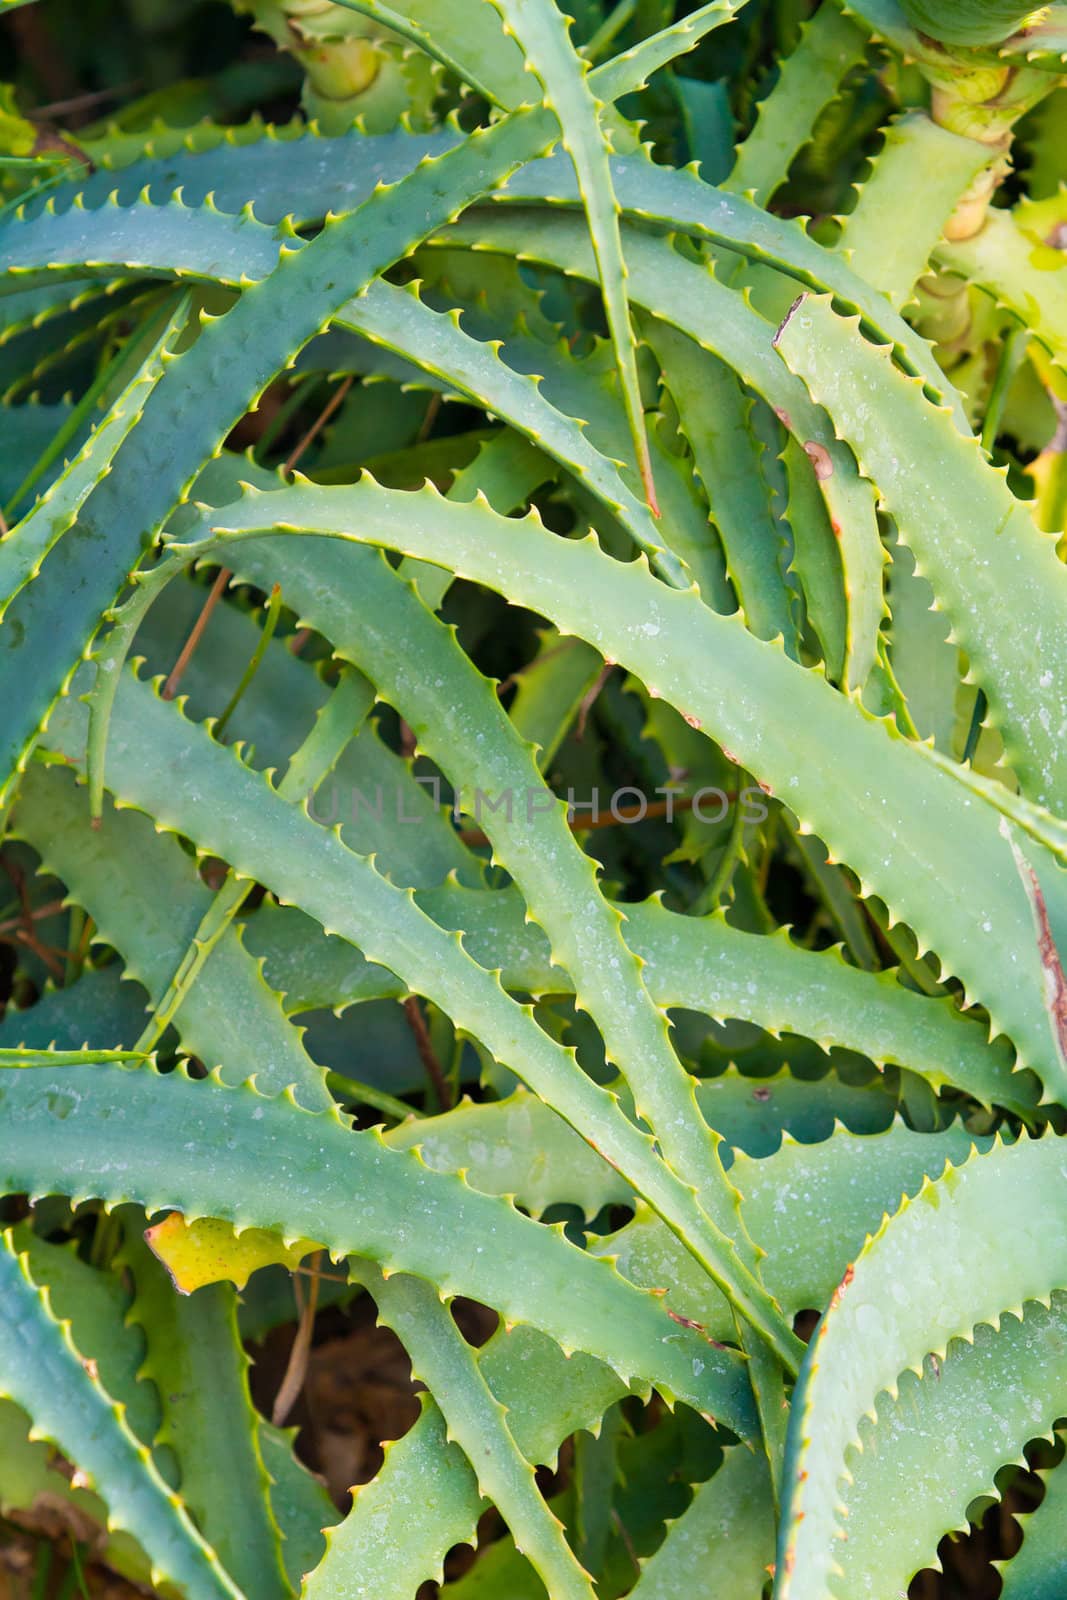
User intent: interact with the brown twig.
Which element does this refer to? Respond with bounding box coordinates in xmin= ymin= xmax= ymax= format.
xmin=0 ymin=861 xmax=70 ymax=981
xmin=612 ymin=1508 xmax=641 ymax=1580
xmin=29 ymin=83 xmax=139 ymax=120
xmin=416 ymin=391 xmax=441 ymax=445
xmin=576 ymin=661 xmax=613 ymax=740
xmin=13 ymin=928 xmax=68 ymax=980
xmin=272 ymin=1251 xmax=323 ymax=1426
xmin=162 ymin=568 xmax=231 ymax=701
xmin=403 ymin=996 xmax=452 ymax=1111
xmin=1 ymin=854 xmax=40 ymax=939
xmin=282 ymin=374 xmax=353 ymax=478
xmin=164 ymin=376 xmax=354 ymax=700
xmin=0 ymin=930 xmax=67 ymax=979
xmin=0 ymin=896 xmax=67 ymax=936
xmin=496 ymin=637 xmax=576 ymax=697
xmin=291 ymin=1262 xmax=348 ymax=1285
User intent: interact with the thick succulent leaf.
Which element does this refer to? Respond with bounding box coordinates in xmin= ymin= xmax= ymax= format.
xmin=644 ymin=323 xmax=798 ymax=652
xmin=297 ymin=873 xmax=1002 ymax=1108
xmin=118 ymin=1212 xmax=291 ymax=1599
xmin=775 ymin=1134 xmax=1067 ymax=1600
xmin=0 ymin=193 xmax=678 ymax=576
xmin=9 ymin=1224 xmax=160 ymax=1450
xmin=29 ymin=745 xmax=1008 ymax=1118
xmin=0 ymin=7 xmax=758 ymax=777
xmin=0 ymin=1061 xmax=758 ymax=1426
xmin=1 ymin=126 xmax=958 ymax=412
xmin=0 ymin=1045 xmax=147 ymax=1064
xmin=918 ymin=742 xmax=1067 ymax=867
xmin=885 ymin=531 xmax=959 ymax=750
xmin=0 ymin=291 xmax=189 ymax=620
xmin=201 ymin=477 xmax=1067 ymax=1100
xmin=936 ymin=202 xmax=1067 ymax=370
xmin=298 ymin=0 xmax=527 ymax=106
xmin=302 ymin=1398 xmax=479 ymax=1599
xmin=15 ymin=764 xmax=332 ymax=1109
xmin=0 ymin=1229 xmax=243 ymax=1598
xmin=258 ymin=1422 xmax=337 ymax=1593
xmin=146 ymin=1212 xmax=630 ymax=1598
xmin=627 ymin=1445 xmax=775 ymax=1599
xmin=724 ymin=3 xmax=869 ymax=206
xmin=507 ymin=628 xmax=603 ymax=766
xmin=999 ymin=1441 xmax=1067 ymax=1600
xmin=493 ymin=147 xmax=966 ymax=418
xmin=0 ymin=107 xmax=565 ymax=812
xmin=41 ymin=673 xmax=799 ymax=1368
xmin=787 ymin=448 xmax=845 ymax=689
xmin=898 ymin=0 xmax=1037 ymax=47
xmin=386 ymin=1066 xmax=901 ymax=1220
xmin=774 ymin=292 xmax=1067 ymax=812
xmin=350 ymin=1260 xmax=597 ymax=1600
xmin=433 ymin=208 xmax=887 ymax=689
xmin=145 ymin=1214 xmax=314 ymax=1295
xmin=596 ymin=1120 xmax=992 ymax=1339
xmin=310 ymin=1120 xmax=1001 ymax=1593
xmin=0 ymin=401 xmax=77 ymax=503
xmin=318 ymin=1116 xmax=1006 ymax=1595
xmin=836 ymin=1294 xmax=1067 ymax=1600
xmin=486 ymin=0 xmax=656 ymax=513
xmin=219 ymin=506 xmax=763 ymax=1258
xmin=836 ymin=111 xmax=993 ymax=308
xmin=2 ymin=12 xmax=1066 ymax=1593
xmin=0 ymin=1396 xmax=155 ymax=1588
xmin=304 ymin=1323 xmax=626 ymax=1599
xmin=139 ymin=570 xmax=478 ymax=886
xmin=112 ymin=666 xmax=373 ymax=1049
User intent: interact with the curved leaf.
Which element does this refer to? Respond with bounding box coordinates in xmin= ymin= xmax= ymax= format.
xmin=775 ymin=1134 xmax=1067 ymax=1600
xmin=0 ymin=1061 xmax=758 ymax=1427
xmin=0 ymin=1228 xmax=243 ymax=1598
xmin=200 ymin=475 xmax=1067 ymax=1100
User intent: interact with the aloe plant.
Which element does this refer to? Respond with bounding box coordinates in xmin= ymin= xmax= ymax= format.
xmin=1 ymin=0 xmax=1066 ymax=1593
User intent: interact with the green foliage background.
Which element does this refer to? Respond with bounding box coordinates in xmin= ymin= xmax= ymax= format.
xmin=0 ymin=0 xmax=1067 ymax=1595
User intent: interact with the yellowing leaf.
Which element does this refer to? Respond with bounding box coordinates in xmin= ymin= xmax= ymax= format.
xmin=144 ymin=1212 xmax=320 ymax=1294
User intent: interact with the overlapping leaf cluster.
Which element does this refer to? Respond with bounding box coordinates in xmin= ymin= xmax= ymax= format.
xmin=1 ymin=0 xmax=1067 ymax=1593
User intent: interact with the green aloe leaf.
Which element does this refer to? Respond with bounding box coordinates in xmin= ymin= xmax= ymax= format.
xmin=627 ymin=1445 xmax=775 ymax=1598
xmin=487 ymin=0 xmax=657 ymax=513
xmin=0 ymin=106 xmax=564 ymax=813
xmin=724 ymin=3 xmax=869 ymax=207
xmin=0 ymin=1059 xmax=758 ymax=1427
xmin=432 ymin=207 xmax=887 ymax=688
xmin=199 ymin=475 xmax=1067 ymax=1100
xmin=936 ymin=203 xmax=1067 ymax=370
xmin=999 ymin=1441 xmax=1067 ymax=1600
xmin=16 ymin=764 xmax=332 ymax=1109
xmin=349 ymin=1260 xmax=597 ymax=1600
xmin=0 ymin=1228 xmax=243 ymax=1598
xmin=41 ymin=671 xmax=800 ymax=1368
xmin=776 ymin=1134 xmax=1067 ymax=1600
xmin=835 ymin=1295 xmax=1067 ymax=1600
xmin=216 ymin=491 xmax=771 ymax=1303
xmin=774 ymin=292 xmax=1067 ymax=812
xmin=899 ymin=0 xmax=1037 ymax=46
xmin=118 ymin=1210 xmax=291 ymax=1600
xmin=303 ymin=1320 xmax=626 ymax=1600
xmin=836 ymin=111 xmax=993 ymax=308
